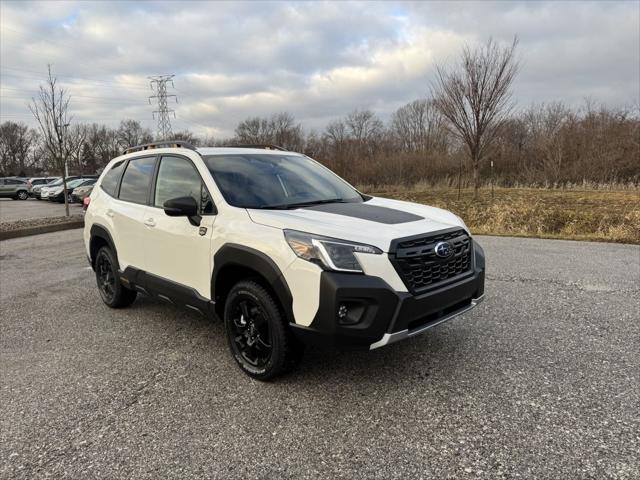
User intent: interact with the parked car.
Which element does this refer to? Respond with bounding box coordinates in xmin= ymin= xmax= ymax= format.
xmin=48 ymin=178 xmax=97 ymax=203
xmin=0 ymin=177 xmax=30 ymax=200
xmin=38 ymin=175 xmax=97 ymax=200
xmin=85 ymin=141 xmax=485 ymax=380
xmin=70 ymin=183 xmax=95 ymax=203
xmin=26 ymin=177 xmax=59 ymax=196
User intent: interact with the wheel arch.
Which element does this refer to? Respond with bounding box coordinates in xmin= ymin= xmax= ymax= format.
xmin=89 ymin=224 xmax=118 ymax=270
xmin=212 ymin=244 xmax=294 ymax=323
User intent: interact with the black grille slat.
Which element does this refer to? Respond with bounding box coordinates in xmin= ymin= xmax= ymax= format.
xmin=391 ymin=229 xmax=473 ymax=294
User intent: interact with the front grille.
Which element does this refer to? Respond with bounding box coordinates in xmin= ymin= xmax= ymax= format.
xmin=390 ymin=229 xmax=473 ymax=294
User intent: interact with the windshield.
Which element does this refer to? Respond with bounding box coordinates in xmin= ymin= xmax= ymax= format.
xmin=66 ymin=179 xmax=86 ymax=188
xmin=203 ymin=154 xmax=363 ymax=209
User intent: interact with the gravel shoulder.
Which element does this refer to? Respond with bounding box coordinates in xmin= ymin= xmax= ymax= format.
xmin=1 ymin=231 xmax=639 ymax=479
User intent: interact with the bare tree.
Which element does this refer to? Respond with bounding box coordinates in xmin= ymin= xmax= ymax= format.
xmin=116 ymin=119 xmax=153 ymax=149
xmin=324 ymin=119 xmax=348 ymax=147
xmin=432 ymin=38 xmax=519 ymax=197
xmin=235 ymin=116 xmax=270 ymax=144
xmin=269 ymin=112 xmax=304 ymax=151
xmin=234 ymin=112 xmax=304 ymax=150
xmin=29 ymin=65 xmax=74 ymax=216
xmin=172 ymin=129 xmax=202 ymax=146
xmin=83 ymin=123 xmax=120 ymax=172
xmin=66 ymin=124 xmax=88 ymax=175
xmin=345 ymin=109 xmax=383 ymax=143
xmin=0 ymin=121 xmax=38 ymax=175
xmin=392 ymin=99 xmax=448 ymax=152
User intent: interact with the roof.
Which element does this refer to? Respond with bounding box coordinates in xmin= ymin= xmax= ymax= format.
xmin=196 ymin=147 xmax=300 ymax=156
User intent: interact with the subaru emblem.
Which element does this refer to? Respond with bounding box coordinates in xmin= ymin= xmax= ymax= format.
xmin=434 ymin=241 xmax=453 ymax=258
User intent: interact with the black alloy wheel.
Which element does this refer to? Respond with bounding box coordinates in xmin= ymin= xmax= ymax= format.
xmin=94 ymin=246 xmax=137 ymax=308
xmin=229 ymin=296 xmax=273 ymax=370
xmin=224 ymin=280 xmax=302 ymax=380
xmin=96 ymin=250 xmax=116 ymax=304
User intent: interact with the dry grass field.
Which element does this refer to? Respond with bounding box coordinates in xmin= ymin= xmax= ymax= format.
xmin=365 ymin=187 xmax=640 ymax=244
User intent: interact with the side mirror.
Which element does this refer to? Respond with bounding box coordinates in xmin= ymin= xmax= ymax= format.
xmin=163 ymin=196 xmax=201 ymax=226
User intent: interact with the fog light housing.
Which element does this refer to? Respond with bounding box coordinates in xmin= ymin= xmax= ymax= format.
xmin=337 ymin=301 xmax=366 ymax=325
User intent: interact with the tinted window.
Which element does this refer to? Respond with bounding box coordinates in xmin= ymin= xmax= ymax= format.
xmin=100 ymin=161 xmax=125 ymax=196
xmin=66 ymin=179 xmax=86 ymax=189
xmin=7 ymin=178 xmax=26 ymax=185
xmin=155 ymin=156 xmax=214 ymax=214
xmin=203 ymin=154 xmax=362 ymax=209
xmin=118 ymin=157 xmax=156 ymax=204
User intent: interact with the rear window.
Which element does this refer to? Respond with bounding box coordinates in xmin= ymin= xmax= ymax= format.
xmin=100 ymin=161 xmax=125 ymax=196
xmin=118 ymin=156 xmax=156 ymax=204
xmin=6 ymin=178 xmax=26 ymax=185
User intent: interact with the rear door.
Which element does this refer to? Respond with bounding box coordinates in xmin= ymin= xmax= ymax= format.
xmin=109 ymin=155 xmax=157 ymax=271
xmin=0 ymin=179 xmax=7 ymax=197
xmin=142 ymin=154 xmax=217 ymax=299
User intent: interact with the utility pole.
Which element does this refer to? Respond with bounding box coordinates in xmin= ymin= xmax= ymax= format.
xmin=148 ymin=75 xmax=177 ymax=140
xmin=57 ymin=117 xmax=70 ymax=216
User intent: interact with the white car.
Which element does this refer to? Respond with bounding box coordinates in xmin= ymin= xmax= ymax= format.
xmin=84 ymin=141 xmax=486 ymax=380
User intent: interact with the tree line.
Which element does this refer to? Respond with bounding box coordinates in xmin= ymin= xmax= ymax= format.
xmin=2 ymin=99 xmax=637 ymax=187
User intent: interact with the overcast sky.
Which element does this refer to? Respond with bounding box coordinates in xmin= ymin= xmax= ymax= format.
xmin=1 ymin=0 xmax=638 ymax=138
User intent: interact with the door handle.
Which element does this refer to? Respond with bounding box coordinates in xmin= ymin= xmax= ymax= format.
xmin=144 ymin=218 xmax=156 ymax=227
xmin=106 ymin=209 xmax=114 ymax=218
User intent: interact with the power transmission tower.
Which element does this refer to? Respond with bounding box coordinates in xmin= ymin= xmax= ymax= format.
xmin=148 ymin=75 xmax=177 ymax=139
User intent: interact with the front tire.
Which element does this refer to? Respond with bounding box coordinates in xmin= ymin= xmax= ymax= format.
xmin=224 ymin=280 xmax=302 ymax=381
xmin=94 ymin=246 xmax=137 ymax=308
xmin=16 ymin=191 xmax=28 ymax=200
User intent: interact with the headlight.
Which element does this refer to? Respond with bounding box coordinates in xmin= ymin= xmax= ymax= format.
xmin=284 ymin=229 xmax=382 ymax=273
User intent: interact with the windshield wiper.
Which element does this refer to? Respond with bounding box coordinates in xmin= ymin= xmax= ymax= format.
xmin=257 ymin=198 xmax=346 ymax=210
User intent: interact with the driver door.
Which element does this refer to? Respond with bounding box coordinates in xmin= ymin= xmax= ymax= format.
xmin=142 ymin=155 xmax=217 ymax=300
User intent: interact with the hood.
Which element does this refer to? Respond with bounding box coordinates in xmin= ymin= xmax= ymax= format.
xmin=247 ymin=196 xmax=467 ymax=252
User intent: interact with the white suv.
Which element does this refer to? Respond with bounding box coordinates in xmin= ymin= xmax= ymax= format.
xmin=84 ymin=141 xmax=485 ymax=380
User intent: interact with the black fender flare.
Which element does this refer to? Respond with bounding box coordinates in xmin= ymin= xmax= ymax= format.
xmin=212 ymin=243 xmax=294 ymax=323
xmin=89 ymin=224 xmax=118 ymax=269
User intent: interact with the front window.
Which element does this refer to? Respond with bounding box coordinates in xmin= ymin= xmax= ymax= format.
xmin=154 ymin=156 xmax=215 ymax=214
xmin=203 ymin=154 xmax=363 ymax=209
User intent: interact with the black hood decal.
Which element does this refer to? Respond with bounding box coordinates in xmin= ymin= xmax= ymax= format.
xmin=303 ymin=202 xmax=424 ymax=224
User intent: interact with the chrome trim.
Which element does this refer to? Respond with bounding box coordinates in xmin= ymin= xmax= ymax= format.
xmin=369 ymin=294 xmax=485 ymax=350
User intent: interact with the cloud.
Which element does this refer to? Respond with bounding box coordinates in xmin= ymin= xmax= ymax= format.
xmin=1 ymin=0 xmax=638 ymax=138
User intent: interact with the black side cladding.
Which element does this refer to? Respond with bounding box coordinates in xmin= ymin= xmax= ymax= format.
xmin=303 ymin=202 xmax=423 ymax=224
xmin=212 ymin=243 xmax=295 ymax=323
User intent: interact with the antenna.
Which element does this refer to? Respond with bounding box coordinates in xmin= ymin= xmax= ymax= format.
xmin=148 ymin=75 xmax=177 ymax=139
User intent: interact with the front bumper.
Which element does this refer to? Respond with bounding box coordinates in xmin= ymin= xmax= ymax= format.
xmin=290 ymin=241 xmax=485 ymax=350
xmin=48 ymin=192 xmax=64 ymax=202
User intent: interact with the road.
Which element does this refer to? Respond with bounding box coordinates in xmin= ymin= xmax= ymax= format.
xmin=1 ymin=230 xmax=639 ymax=479
xmin=0 ymin=198 xmax=82 ymax=223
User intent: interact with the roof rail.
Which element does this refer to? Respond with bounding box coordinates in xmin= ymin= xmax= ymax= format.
xmin=124 ymin=140 xmax=196 ymax=155
xmin=222 ymin=144 xmax=288 ymax=151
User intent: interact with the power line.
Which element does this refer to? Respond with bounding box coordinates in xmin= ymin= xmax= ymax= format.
xmin=148 ymin=75 xmax=177 ymax=140
xmin=0 ymin=68 xmax=150 ymax=91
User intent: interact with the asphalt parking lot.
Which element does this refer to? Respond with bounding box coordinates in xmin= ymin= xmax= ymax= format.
xmin=0 ymin=198 xmax=82 ymax=223
xmin=1 ymin=230 xmax=638 ymax=479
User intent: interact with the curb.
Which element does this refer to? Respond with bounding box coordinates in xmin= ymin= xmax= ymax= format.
xmin=0 ymin=220 xmax=84 ymax=241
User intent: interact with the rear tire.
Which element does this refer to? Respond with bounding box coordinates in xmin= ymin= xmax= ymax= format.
xmin=224 ymin=280 xmax=302 ymax=381
xmin=94 ymin=246 xmax=137 ymax=308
